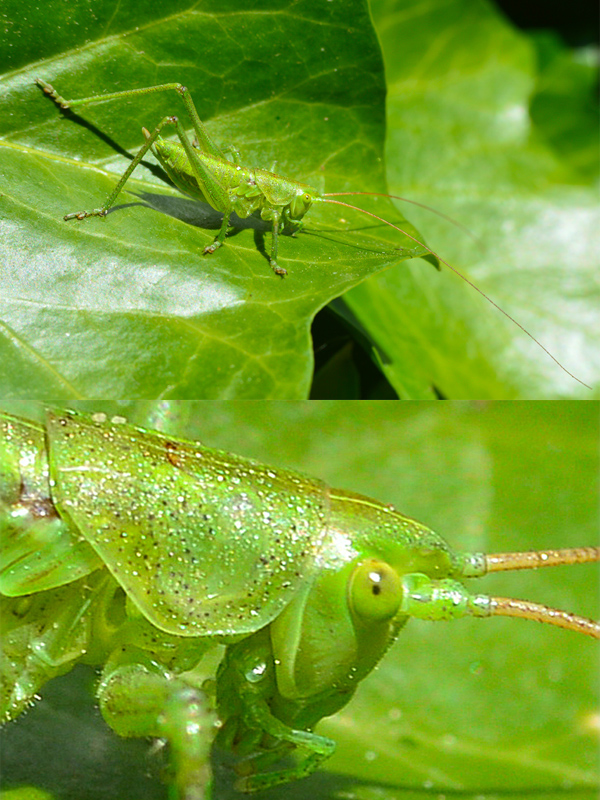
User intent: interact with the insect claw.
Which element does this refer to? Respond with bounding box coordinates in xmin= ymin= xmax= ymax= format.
xmin=64 ymin=209 xmax=107 ymax=221
xmin=35 ymin=78 xmax=70 ymax=108
xmin=271 ymin=263 xmax=287 ymax=277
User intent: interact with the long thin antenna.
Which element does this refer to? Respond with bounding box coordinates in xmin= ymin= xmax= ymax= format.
xmin=487 ymin=597 xmax=600 ymax=638
xmin=323 ymin=191 xmax=482 ymax=247
xmin=484 ymin=547 xmax=600 ymax=572
xmin=321 ymin=197 xmax=591 ymax=390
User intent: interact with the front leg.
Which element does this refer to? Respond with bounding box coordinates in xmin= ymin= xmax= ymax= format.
xmin=98 ymin=647 xmax=218 ymax=800
xmin=234 ymin=702 xmax=335 ymax=793
xmin=202 ymin=211 xmax=233 ymax=257
xmin=216 ymin=630 xmax=334 ymax=792
xmin=267 ymin=210 xmax=287 ymax=277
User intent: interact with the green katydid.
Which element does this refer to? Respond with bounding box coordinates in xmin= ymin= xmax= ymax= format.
xmin=35 ymin=79 xmax=591 ymax=390
xmin=1 ymin=408 xmax=598 ymax=798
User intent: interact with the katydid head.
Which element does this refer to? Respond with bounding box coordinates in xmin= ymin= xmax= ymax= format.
xmin=268 ymin=488 xmax=599 ymax=726
xmin=288 ymin=185 xmax=319 ymax=220
xmin=314 ymin=193 xmax=591 ymax=391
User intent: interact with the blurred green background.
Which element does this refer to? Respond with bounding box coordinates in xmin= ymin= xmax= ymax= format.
xmin=1 ymin=400 xmax=598 ymax=799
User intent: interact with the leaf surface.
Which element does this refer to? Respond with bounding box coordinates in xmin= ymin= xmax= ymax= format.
xmin=0 ymin=0 xmax=432 ymax=399
xmin=342 ymin=0 xmax=599 ymax=398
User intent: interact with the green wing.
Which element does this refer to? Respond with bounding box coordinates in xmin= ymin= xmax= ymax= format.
xmin=47 ymin=409 xmax=331 ymax=637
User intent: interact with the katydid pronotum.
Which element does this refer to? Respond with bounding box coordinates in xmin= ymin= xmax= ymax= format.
xmin=1 ymin=408 xmax=598 ymax=798
xmin=35 ymin=79 xmax=590 ymax=390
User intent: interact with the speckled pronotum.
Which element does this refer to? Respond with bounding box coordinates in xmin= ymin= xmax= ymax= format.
xmin=34 ymin=79 xmax=590 ymax=389
xmin=1 ymin=409 xmax=598 ymax=798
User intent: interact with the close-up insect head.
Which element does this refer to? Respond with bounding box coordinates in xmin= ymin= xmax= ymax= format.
xmin=0 ymin=401 xmax=598 ymax=799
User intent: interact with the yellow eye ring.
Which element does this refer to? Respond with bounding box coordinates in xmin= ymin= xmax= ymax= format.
xmin=348 ymin=558 xmax=402 ymax=622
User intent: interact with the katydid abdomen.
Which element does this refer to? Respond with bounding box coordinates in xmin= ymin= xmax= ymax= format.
xmin=151 ymin=136 xmax=316 ymax=223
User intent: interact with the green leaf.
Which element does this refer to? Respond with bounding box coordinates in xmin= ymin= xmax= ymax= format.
xmin=343 ymin=0 xmax=599 ymax=398
xmin=0 ymin=0 xmax=436 ymax=400
xmin=5 ymin=0 xmax=595 ymax=399
xmin=529 ymin=33 xmax=600 ymax=182
xmin=1 ymin=401 xmax=598 ymax=799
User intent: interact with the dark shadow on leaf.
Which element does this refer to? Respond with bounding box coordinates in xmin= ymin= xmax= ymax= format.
xmin=214 ymin=745 xmax=598 ymax=800
xmin=2 ymin=666 xmax=596 ymax=800
xmin=328 ymin=297 xmax=393 ymax=365
xmin=35 ymin=89 xmax=169 ymax=184
xmin=0 ymin=666 xmax=167 ymax=800
xmin=135 ymin=191 xmax=272 ymax=233
xmin=100 ymin=191 xmax=295 ymax=272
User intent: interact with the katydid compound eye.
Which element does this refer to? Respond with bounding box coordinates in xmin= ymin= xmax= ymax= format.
xmin=348 ymin=558 xmax=402 ymax=622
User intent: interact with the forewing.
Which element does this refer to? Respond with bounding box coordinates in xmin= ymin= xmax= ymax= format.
xmin=46 ymin=410 xmax=330 ymax=637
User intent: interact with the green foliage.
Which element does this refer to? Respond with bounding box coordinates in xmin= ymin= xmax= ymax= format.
xmin=0 ymin=0 xmax=597 ymax=398
xmin=0 ymin=0 xmax=429 ymax=400
xmin=342 ymin=0 xmax=599 ymax=398
xmin=1 ymin=401 xmax=598 ymax=799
